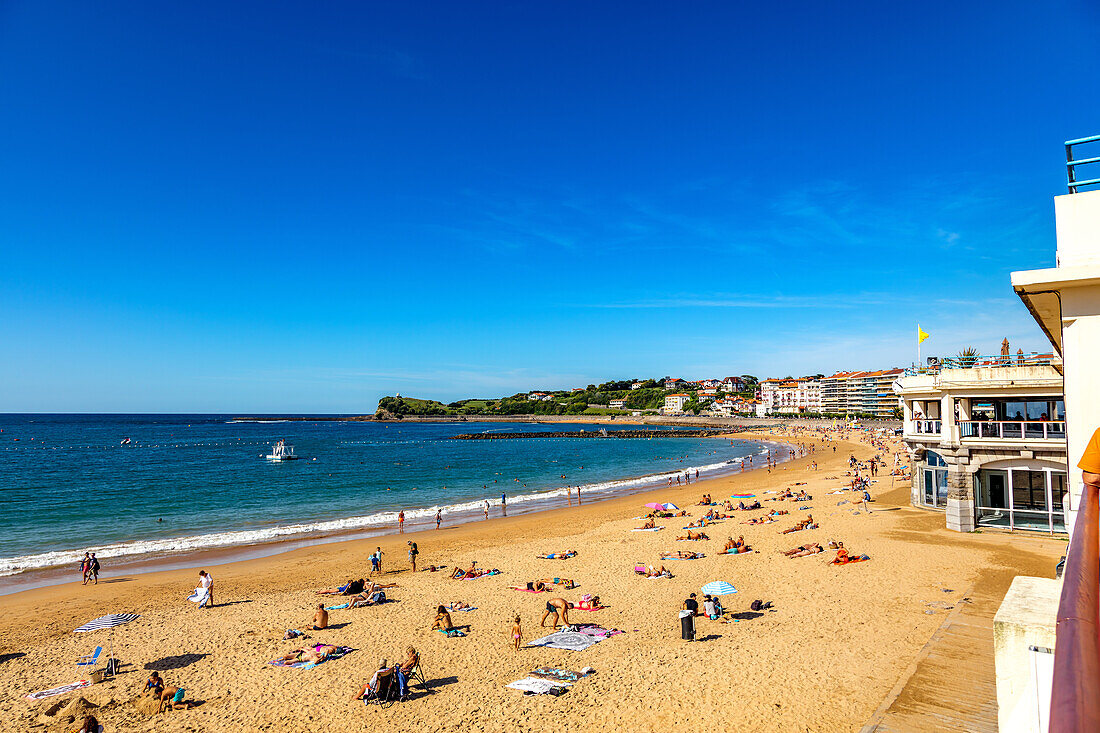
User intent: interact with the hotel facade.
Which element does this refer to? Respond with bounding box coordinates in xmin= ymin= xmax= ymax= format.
xmin=894 ymin=356 xmax=1066 ymax=534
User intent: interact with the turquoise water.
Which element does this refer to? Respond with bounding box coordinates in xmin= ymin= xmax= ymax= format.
xmin=0 ymin=415 xmax=774 ymax=578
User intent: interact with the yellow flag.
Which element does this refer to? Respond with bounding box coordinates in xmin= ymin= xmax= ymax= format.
xmin=918 ymin=325 xmax=930 ymax=344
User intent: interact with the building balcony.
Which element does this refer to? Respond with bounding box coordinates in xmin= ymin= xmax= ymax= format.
xmin=907 ymin=420 xmax=942 ymax=438
xmin=960 ymin=420 xmax=1066 ymax=441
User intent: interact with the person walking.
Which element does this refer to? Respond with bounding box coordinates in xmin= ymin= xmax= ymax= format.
xmin=862 ymin=489 xmax=872 ymax=513
xmin=407 ymin=541 xmax=418 ymax=572
xmin=435 ymin=510 xmax=442 ymax=529
xmin=484 ymin=501 xmax=490 ymax=520
xmin=198 ymin=570 xmax=214 ymax=608
xmin=88 ymin=553 xmax=101 ymax=585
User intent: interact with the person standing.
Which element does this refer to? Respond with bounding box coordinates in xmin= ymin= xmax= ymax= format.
xmin=862 ymin=489 xmax=872 ymax=513
xmin=484 ymin=501 xmax=490 ymax=520
xmin=435 ymin=510 xmax=442 ymax=529
xmin=88 ymin=553 xmax=100 ymax=585
xmin=397 ymin=511 xmax=405 ymax=532
xmin=198 ymin=570 xmax=214 ymax=608
xmin=500 ymin=492 xmax=507 ymax=514
xmin=80 ymin=553 xmax=91 ymax=585
xmin=510 ymin=614 xmax=523 ymax=651
xmin=407 ymin=541 xmax=418 ymax=572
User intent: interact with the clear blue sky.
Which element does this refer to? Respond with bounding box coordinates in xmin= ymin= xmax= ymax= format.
xmin=3 ymin=1 xmax=1099 ymax=412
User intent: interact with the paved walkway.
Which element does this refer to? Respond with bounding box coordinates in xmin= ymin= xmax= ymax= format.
xmin=860 ymin=586 xmax=999 ymax=733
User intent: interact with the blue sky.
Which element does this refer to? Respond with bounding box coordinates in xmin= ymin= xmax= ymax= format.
xmin=3 ymin=1 xmax=1100 ymax=412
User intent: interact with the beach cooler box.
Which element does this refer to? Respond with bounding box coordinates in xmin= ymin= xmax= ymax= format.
xmin=679 ymin=610 xmax=695 ymax=641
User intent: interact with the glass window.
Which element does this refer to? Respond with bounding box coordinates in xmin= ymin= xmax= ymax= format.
xmin=1052 ymin=401 xmax=1065 ymax=420
xmin=1011 ymin=470 xmax=1047 ymax=511
xmin=936 ymin=469 xmax=948 ymax=503
xmin=1052 ymin=472 xmax=1066 ymax=512
xmin=1026 ymin=402 xmax=1047 ymax=420
xmin=1003 ymin=401 xmax=1026 ymax=421
xmin=925 ymin=451 xmax=946 ymax=468
xmin=923 ymin=470 xmax=934 ymax=505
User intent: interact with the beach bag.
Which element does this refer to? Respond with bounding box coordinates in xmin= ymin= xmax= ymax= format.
xmin=750 ymin=600 xmax=764 ymax=612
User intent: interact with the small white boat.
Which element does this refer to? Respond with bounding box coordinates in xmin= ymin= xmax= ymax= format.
xmin=265 ymin=439 xmax=299 ymax=461
xmin=120 ymin=438 xmax=131 ymax=445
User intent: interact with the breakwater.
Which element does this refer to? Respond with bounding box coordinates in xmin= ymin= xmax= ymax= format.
xmin=452 ymin=428 xmax=731 ymax=440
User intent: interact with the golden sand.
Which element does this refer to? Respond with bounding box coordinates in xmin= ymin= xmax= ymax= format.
xmin=0 ymin=429 xmax=1065 ymax=732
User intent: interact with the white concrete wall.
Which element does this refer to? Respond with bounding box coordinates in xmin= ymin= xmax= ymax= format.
xmin=1059 ymin=282 xmax=1100 ymax=531
xmin=1055 ymin=189 xmax=1100 ymax=267
xmin=994 ymin=576 xmax=1060 ymax=733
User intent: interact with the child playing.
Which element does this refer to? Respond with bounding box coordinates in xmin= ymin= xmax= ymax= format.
xmin=511 ymin=615 xmax=522 ymax=651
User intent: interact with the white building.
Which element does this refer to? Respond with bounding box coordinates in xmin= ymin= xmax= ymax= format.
xmin=630 ymin=382 xmax=644 ymax=390
xmin=662 ymin=393 xmax=690 ymax=413
xmin=528 ymin=392 xmax=549 ymax=401
xmin=720 ymin=377 xmax=745 ymax=393
xmin=609 ymin=398 xmax=627 ymax=409
xmin=758 ymin=378 xmax=822 ymax=414
xmin=696 ymin=389 xmax=717 ymax=402
xmin=664 ymin=377 xmax=684 ymax=390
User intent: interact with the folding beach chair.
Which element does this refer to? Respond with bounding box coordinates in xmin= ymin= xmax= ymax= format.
xmin=409 ymin=660 xmax=428 ymax=689
xmin=76 ymin=646 xmax=102 ymax=668
xmin=363 ymin=668 xmax=400 ymax=708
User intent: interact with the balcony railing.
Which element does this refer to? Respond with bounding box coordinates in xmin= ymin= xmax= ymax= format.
xmin=960 ymin=420 xmax=1066 ymax=440
xmin=1049 ymin=483 xmax=1100 ymax=731
xmin=909 ymin=419 xmax=942 ymax=435
xmin=904 ymin=353 xmax=1057 ymax=376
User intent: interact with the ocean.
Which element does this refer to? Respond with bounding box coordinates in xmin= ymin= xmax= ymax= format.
xmin=0 ymin=414 xmax=779 ymax=584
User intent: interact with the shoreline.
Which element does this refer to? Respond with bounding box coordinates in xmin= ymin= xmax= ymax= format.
xmin=0 ymin=427 xmax=1066 ymax=733
xmin=0 ymin=433 xmax=794 ymax=596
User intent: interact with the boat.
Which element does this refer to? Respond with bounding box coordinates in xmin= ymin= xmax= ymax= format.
xmin=120 ymin=438 xmax=131 ymax=445
xmin=264 ymin=439 xmax=299 ymax=461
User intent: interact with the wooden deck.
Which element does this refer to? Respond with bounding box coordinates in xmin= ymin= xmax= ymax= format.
xmin=860 ymin=587 xmax=999 ymax=733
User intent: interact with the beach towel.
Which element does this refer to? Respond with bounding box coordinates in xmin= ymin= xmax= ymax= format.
xmin=662 ymin=555 xmax=704 ymax=560
xmin=268 ymin=646 xmax=354 ymax=670
xmin=506 ymin=676 xmax=571 ymax=694
xmin=25 ymin=680 xmax=92 ymax=701
xmin=531 ymin=667 xmax=587 ymax=681
xmin=513 ymin=587 xmax=549 ymax=593
xmin=526 ymin=631 xmax=602 ymax=651
xmin=834 ymin=555 xmax=871 ymax=565
xmin=574 ymin=624 xmax=623 ymax=638
xmin=437 ymin=628 xmax=467 ymax=637
xmin=724 ymin=549 xmax=754 ymax=556
xmin=325 ymin=603 xmax=350 ymax=610
xmin=187 ymin=587 xmax=210 ymax=607
xmin=631 ymin=527 xmax=663 ymax=532
xmin=445 ymin=605 xmax=477 ymax=612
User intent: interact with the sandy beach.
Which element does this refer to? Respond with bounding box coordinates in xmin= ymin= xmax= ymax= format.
xmin=0 ymin=428 xmax=1065 ymax=732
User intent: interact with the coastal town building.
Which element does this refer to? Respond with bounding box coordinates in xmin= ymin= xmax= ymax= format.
xmin=820 ymin=371 xmax=856 ymax=413
xmin=720 ymin=377 xmax=745 ymax=393
xmin=696 ymin=389 xmax=717 ymax=402
xmin=630 ymin=382 xmax=643 ymax=390
xmin=527 ymin=392 xmax=553 ymax=401
xmin=699 ymin=379 xmax=721 ymax=389
xmin=758 ymin=378 xmax=822 ymax=415
xmin=894 ymin=354 xmax=1065 ymax=533
xmin=664 ymin=377 xmax=684 ymax=390
xmin=662 ymin=393 xmax=690 ymax=413
xmin=609 ymin=398 xmax=627 ymax=409
xmin=819 ymin=369 xmax=903 ymax=416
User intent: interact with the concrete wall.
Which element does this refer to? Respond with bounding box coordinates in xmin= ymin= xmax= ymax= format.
xmin=1054 ymin=188 xmax=1100 ymax=267
xmin=994 ymin=576 xmax=1060 ymax=733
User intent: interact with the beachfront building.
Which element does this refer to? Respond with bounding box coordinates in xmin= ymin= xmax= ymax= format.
xmin=819 ymin=369 xmax=902 ymax=416
xmin=821 ymin=371 xmax=855 ymax=414
xmin=895 ymin=356 xmax=1066 ymax=533
xmin=758 ymin=378 xmax=822 ymax=415
xmin=609 ymin=398 xmax=627 ymax=409
xmin=662 ymin=393 xmax=690 ymax=413
xmin=1006 ymin=138 xmax=1100 ymax=730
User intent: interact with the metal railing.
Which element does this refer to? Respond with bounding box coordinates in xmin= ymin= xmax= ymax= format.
xmin=1066 ymin=134 xmax=1100 ymax=194
xmin=904 ymin=353 xmax=1058 ymax=376
xmin=1049 ymin=483 xmax=1100 ymax=731
xmin=909 ymin=419 xmax=942 ymax=435
xmin=960 ymin=420 xmax=1066 ymax=440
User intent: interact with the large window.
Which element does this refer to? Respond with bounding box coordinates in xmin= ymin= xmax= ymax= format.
xmin=921 ymin=451 xmax=949 ymax=508
xmin=976 ymin=466 xmax=1066 ymax=533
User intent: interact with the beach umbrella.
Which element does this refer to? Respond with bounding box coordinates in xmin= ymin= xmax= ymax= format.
xmin=701 ymin=581 xmax=738 ymax=596
xmin=644 ymin=502 xmax=665 ymax=511
xmin=74 ymin=613 xmax=139 ymax=676
xmin=662 ymin=503 xmax=680 ymax=511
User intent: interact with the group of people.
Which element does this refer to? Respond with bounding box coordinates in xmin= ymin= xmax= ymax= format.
xmin=78 ymin=552 xmax=101 ymax=585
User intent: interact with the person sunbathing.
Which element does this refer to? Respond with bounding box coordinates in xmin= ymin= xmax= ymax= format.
xmin=280 ymin=644 xmax=337 ymax=665
xmin=541 ymin=577 xmax=576 ymax=589
xmin=767 ymin=509 xmax=789 ymax=516
xmin=432 ymin=605 xmax=455 ymax=631
xmin=662 ymin=550 xmax=702 ymax=559
xmin=744 ymin=516 xmax=775 ymax=525
xmin=724 ymin=536 xmax=749 ymax=553
xmin=538 ymin=550 xmax=577 ymax=559
xmin=831 ymin=542 xmax=851 ymax=564
xmin=312 ymin=603 xmax=328 ymax=629
xmin=509 ymin=580 xmax=549 ymax=592
xmin=449 ymin=600 xmax=472 ymax=610
xmin=577 ymin=594 xmax=602 ymax=610
xmin=420 ymin=565 xmax=447 ymax=572
xmin=781 ymin=515 xmax=815 ymax=534
xmin=636 ymin=518 xmax=656 ymax=530
xmin=400 ymin=646 xmax=419 ymax=675
xmin=783 ymin=543 xmax=823 ymax=557
xmin=676 ymin=531 xmax=708 ymax=541
xmin=354 ymin=658 xmax=394 ymax=701
xmin=645 ymin=565 xmax=671 ymax=578
xmin=451 ymin=561 xmax=479 ymax=579
xmin=317 ymin=578 xmax=362 ymax=595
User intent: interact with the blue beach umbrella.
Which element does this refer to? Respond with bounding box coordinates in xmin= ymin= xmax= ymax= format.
xmin=662 ymin=503 xmax=680 ymax=511
xmin=701 ymin=581 xmax=737 ymax=596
